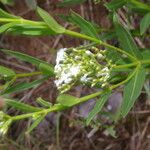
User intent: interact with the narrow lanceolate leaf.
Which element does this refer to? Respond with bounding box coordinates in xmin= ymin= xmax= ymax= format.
xmin=128 ymin=0 xmax=150 ymax=13
xmin=37 ymin=7 xmax=65 ymax=33
xmin=0 ymin=23 xmax=17 ymax=34
xmin=69 ymin=11 xmax=99 ymax=39
xmin=105 ymin=0 xmax=126 ymax=10
xmin=26 ymin=114 xmax=46 ymax=133
xmin=121 ymin=67 xmax=146 ymax=117
xmin=140 ymin=12 xmax=150 ymax=35
xmin=113 ymin=13 xmax=142 ymax=59
xmin=86 ymin=91 xmax=111 ymax=125
xmin=0 ymin=0 xmax=14 ymax=5
xmin=0 ymin=65 xmax=16 ymax=78
xmin=8 ymin=24 xmax=56 ymax=36
xmin=4 ymin=98 xmax=42 ymax=112
xmin=3 ymin=76 xmax=48 ymax=94
xmin=57 ymin=94 xmax=79 ymax=107
xmin=1 ymin=49 xmax=46 ymax=65
xmin=0 ymin=8 xmax=19 ymax=18
xmin=1 ymin=49 xmax=53 ymax=68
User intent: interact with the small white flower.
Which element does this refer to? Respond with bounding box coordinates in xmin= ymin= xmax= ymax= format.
xmin=56 ymin=48 xmax=67 ymax=65
xmin=65 ymin=77 xmax=72 ymax=84
xmin=75 ymin=56 xmax=81 ymax=60
xmin=102 ymin=67 xmax=109 ymax=72
xmin=69 ymin=66 xmax=80 ymax=77
xmin=86 ymin=50 xmax=92 ymax=56
xmin=80 ymin=74 xmax=88 ymax=82
xmin=97 ymin=53 xmax=104 ymax=59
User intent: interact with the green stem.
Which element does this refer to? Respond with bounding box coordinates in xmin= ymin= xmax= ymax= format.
xmin=16 ymin=71 xmax=42 ymax=78
xmin=114 ymin=59 xmax=150 ymax=69
xmin=65 ymin=30 xmax=101 ymax=44
xmin=11 ymin=104 xmax=65 ymax=121
xmin=101 ymin=42 xmax=137 ymax=61
xmin=11 ymin=66 xmax=140 ymax=122
xmin=110 ymin=66 xmax=139 ymax=89
xmin=0 ymin=17 xmax=137 ymax=61
xmin=140 ymin=59 xmax=150 ymax=64
xmin=114 ymin=62 xmax=138 ymax=69
xmin=65 ymin=30 xmax=137 ymax=61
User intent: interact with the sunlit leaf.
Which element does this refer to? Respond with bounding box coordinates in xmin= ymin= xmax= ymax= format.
xmin=37 ymin=7 xmax=65 ymax=33
xmin=57 ymin=94 xmax=79 ymax=107
xmin=0 ymin=23 xmax=16 ymax=34
xmin=8 ymin=24 xmax=56 ymax=36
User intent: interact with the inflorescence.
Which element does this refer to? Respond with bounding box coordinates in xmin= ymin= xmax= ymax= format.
xmin=54 ymin=47 xmax=114 ymax=93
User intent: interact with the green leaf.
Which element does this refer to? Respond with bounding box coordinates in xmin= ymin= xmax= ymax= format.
xmin=3 ymin=76 xmax=49 ymax=94
xmin=0 ymin=23 xmax=17 ymax=34
xmin=57 ymin=94 xmax=79 ymax=107
xmin=26 ymin=114 xmax=46 ymax=133
xmin=140 ymin=12 xmax=150 ymax=35
xmin=1 ymin=49 xmax=50 ymax=66
xmin=58 ymin=0 xmax=86 ymax=7
xmin=105 ymin=0 xmax=126 ymax=10
xmin=8 ymin=24 xmax=56 ymax=36
xmin=69 ymin=11 xmax=99 ymax=39
xmin=0 ymin=65 xmax=16 ymax=78
xmin=36 ymin=7 xmax=65 ymax=33
xmin=127 ymin=0 xmax=150 ymax=14
xmin=113 ymin=13 xmax=142 ymax=59
xmin=39 ymin=63 xmax=54 ymax=76
xmin=142 ymin=50 xmax=150 ymax=60
xmin=86 ymin=91 xmax=111 ymax=125
xmin=1 ymin=49 xmax=54 ymax=76
xmin=4 ymin=98 xmax=42 ymax=112
xmin=0 ymin=8 xmax=19 ymax=18
xmin=0 ymin=0 xmax=14 ymax=5
xmin=121 ymin=67 xmax=146 ymax=117
xmin=36 ymin=97 xmax=52 ymax=108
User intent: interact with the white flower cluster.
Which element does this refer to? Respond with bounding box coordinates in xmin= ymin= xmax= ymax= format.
xmin=0 ymin=111 xmax=12 ymax=136
xmin=54 ymin=47 xmax=113 ymax=93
